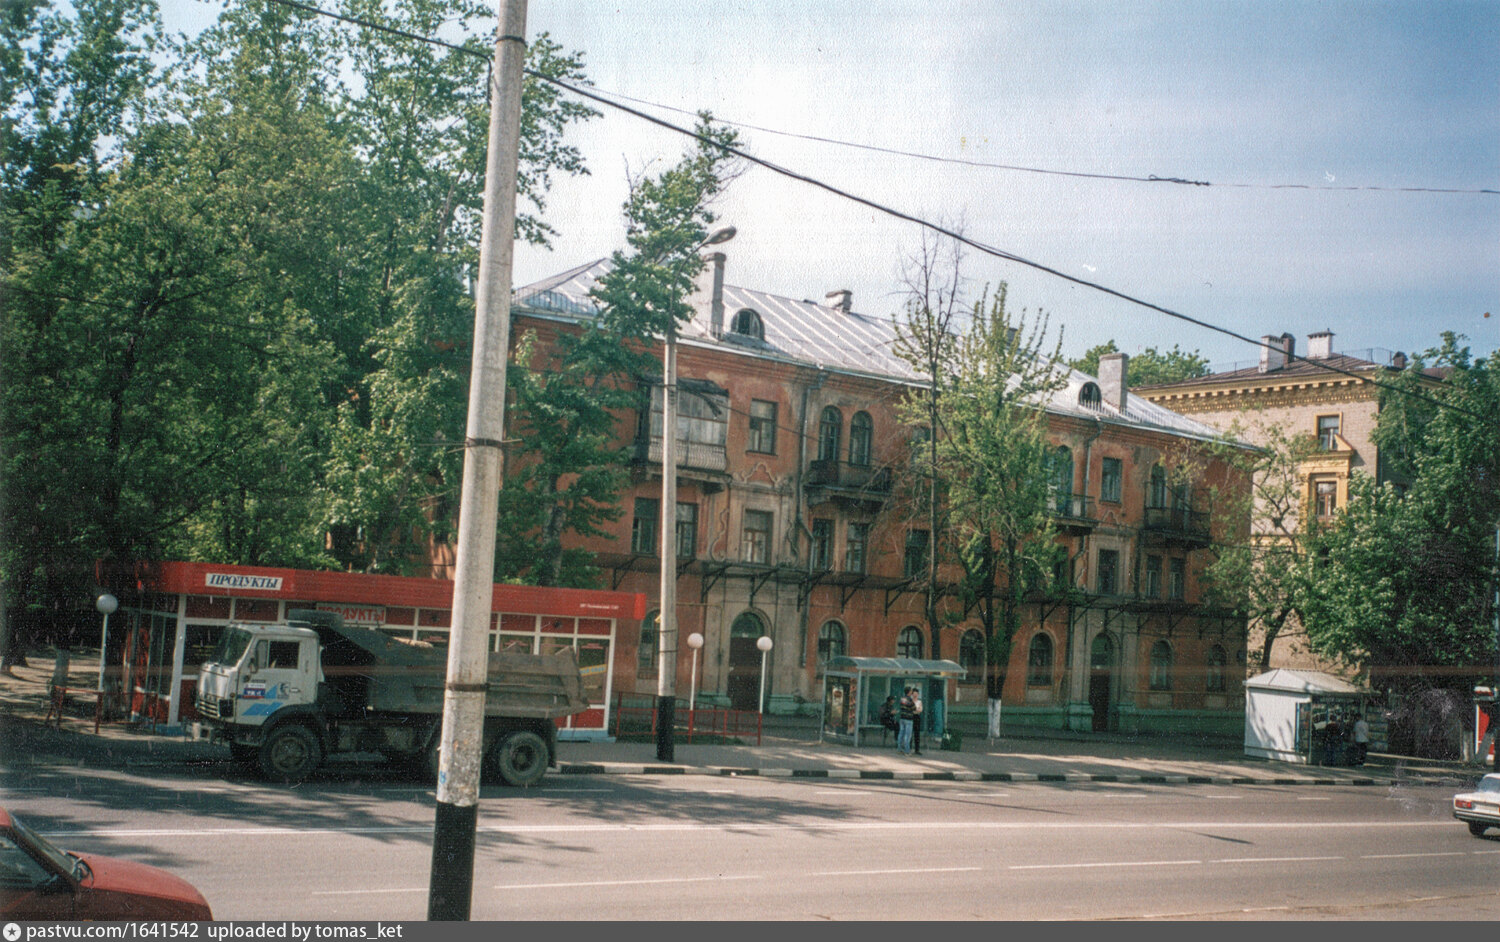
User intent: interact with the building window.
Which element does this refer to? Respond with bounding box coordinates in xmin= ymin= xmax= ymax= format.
xmin=638 ymin=611 xmax=659 ymax=674
xmin=959 ymin=629 xmax=986 ymax=675
xmin=1317 ymin=414 xmax=1341 ymax=451
xmin=1079 ymin=382 xmax=1102 ymax=409
xmin=1148 ymin=464 xmax=1167 ymax=509
xmin=676 ymin=502 xmax=697 ymax=559
xmin=1027 ymin=633 xmax=1054 ymax=686
xmin=849 ymin=411 xmax=873 ymax=467
xmin=810 ymin=518 xmax=833 ymax=571
xmin=909 ymin=426 xmax=932 ymax=467
xmin=1314 ymin=478 xmax=1338 ymax=518
xmin=748 ymin=399 xmax=777 ymax=454
xmin=903 ymin=529 xmax=930 ymax=580
xmin=731 ymin=308 xmax=764 ymax=340
xmin=1101 ymin=457 xmax=1122 ymax=503
xmin=631 ymin=498 xmax=659 ymax=554
xmin=817 ymin=406 xmax=842 ymax=462
xmin=742 ymin=509 xmax=772 ymax=564
xmin=1144 ymin=554 xmax=1162 ymax=598
xmin=1149 ymin=640 xmax=1173 ymax=691
xmin=817 ymin=621 xmax=846 ymax=670
xmin=897 ymin=626 xmax=924 ymax=659
xmin=845 ymin=522 xmax=868 ymax=574
xmin=1052 ymin=446 xmax=1074 ymax=513
xmin=1206 ymin=644 xmax=1227 ymax=692
xmin=1097 ymin=548 xmax=1119 ymax=595
xmin=1168 ymin=557 xmax=1186 ymax=600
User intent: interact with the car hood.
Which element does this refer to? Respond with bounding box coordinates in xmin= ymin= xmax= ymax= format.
xmin=75 ymin=852 xmax=213 ymax=920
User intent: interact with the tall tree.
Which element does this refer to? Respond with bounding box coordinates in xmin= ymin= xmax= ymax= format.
xmin=1299 ymin=336 xmax=1500 ymax=705
xmin=493 ymin=117 xmax=741 ymax=586
xmin=901 ymin=284 xmax=1069 ymax=726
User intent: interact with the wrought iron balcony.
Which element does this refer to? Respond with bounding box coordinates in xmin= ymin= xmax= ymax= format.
xmin=1142 ymin=504 xmax=1211 ymax=547
xmin=805 ymin=459 xmax=892 ymax=508
xmin=1047 ymin=493 xmax=1095 ymax=532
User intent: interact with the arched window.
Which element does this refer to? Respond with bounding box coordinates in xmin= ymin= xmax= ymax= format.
xmin=1052 ymin=446 xmax=1074 ymax=513
xmin=1148 ymin=464 xmax=1168 ymax=510
xmin=1205 ymin=644 xmax=1227 ymax=692
xmin=959 ymin=629 xmax=986 ymax=676
xmin=730 ymin=308 xmax=764 ymax=340
xmin=1079 ymin=382 xmax=1102 ymax=409
xmin=1027 ymin=633 xmax=1054 ymax=686
xmin=897 ymin=626 xmax=924 ymax=659
xmin=638 ymin=611 xmax=659 ymax=674
xmin=1149 ymin=640 xmax=1173 ymax=691
xmin=817 ymin=621 xmax=846 ymax=670
xmin=848 ymin=412 xmax=873 ymax=467
xmin=818 ymin=406 xmax=842 ymax=462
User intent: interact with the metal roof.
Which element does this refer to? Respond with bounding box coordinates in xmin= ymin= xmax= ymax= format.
xmin=823 ymin=656 xmax=968 ymax=678
xmin=514 ymin=259 xmax=1238 ymax=444
xmin=1244 ymin=668 xmax=1370 ymax=695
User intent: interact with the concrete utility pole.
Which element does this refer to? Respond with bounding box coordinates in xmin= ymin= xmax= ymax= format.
xmin=427 ymin=0 xmax=526 ymax=921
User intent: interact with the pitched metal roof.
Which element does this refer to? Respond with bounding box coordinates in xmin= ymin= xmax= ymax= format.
xmin=514 ymin=258 xmax=1236 ymax=444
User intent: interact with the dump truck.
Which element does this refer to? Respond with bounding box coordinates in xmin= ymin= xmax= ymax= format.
xmin=193 ymin=610 xmax=588 ymax=785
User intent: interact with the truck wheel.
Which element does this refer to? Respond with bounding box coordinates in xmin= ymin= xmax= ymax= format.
xmin=1469 ymin=821 xmax=1489 ymax=837
xmin=490 ymin=730 xmax=548 ymax=787
xmin=259 ymin=725 xmax=322 ymax=783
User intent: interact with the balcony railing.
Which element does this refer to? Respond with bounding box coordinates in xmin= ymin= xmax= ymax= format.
xmin=1048 ymin=493 xmax=1094 ymax=528
xmin=635 ymin=436 xmax=729 ymax=473
xmin=1143 ymin=504 xmax=1211 ymax=545
xmin=806 ymin=459 xmax=891 ymax=492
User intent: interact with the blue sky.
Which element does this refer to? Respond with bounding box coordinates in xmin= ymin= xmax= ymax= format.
xmin=161 ymin=0 xmax=1499 ymax=369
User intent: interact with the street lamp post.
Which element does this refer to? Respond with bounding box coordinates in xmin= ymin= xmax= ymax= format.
xmin=687 ymin=632 xmax=704 ymax=714
xmin=655 ymin=226 xmax=735 ymax=764
xmin=757 ymin=635 xmax=773 ymax=715
xmin=95 ymin=594 xmax=118 ymax=695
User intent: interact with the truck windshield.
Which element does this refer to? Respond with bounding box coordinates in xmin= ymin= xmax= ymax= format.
xmin=211 ymin=628 xmax=255 ymax=668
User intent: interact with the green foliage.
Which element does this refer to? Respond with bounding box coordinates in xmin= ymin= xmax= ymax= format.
xmin=898 ymin=280 xmax=1069 ymax=698
xmin=1068 ymin=340 xmax=1210 ymax=386
xmin=1300 ymin=336 xmax=1500 ymax=696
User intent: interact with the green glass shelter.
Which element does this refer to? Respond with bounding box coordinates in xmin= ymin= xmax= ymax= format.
xmin=820 ymin=656 xmax=967 ymax=747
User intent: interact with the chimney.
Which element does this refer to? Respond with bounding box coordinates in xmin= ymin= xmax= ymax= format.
xmin=1099 ymin=352 xmax=1128 ymax=413
xmin=825 ymin=288 xmax=852 ymax=314
xmin=1391 ymin=351 xmax=1407 ymax=370
xmin=1307 ymin=329 xmax=1334 ymax=359
xmin=1258 ymin=333 xmax=1294 ymax=373
xmin=699 ymin=251 xmax=727 ymax=338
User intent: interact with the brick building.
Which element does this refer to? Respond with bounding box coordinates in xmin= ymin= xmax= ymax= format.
xmin=504 ymin=254 xmax=1251 ymax=736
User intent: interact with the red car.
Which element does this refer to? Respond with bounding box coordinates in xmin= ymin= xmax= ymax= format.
xmin=0 ymin=808 xmax=213 ymax=920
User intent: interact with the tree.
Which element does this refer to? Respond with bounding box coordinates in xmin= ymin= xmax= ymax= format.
xmin=899 ymin=283 xmax=1069 ymax=714
xmin=1198 ymin=421 xmax=1322 ymax=673
xmin=1299 ymin=336 xmax=1500 ymax=708
xmin=1069 ymin=340 xmax=1210 ymax=386
xmin=492 ymin=117 xmax=741 ymax=586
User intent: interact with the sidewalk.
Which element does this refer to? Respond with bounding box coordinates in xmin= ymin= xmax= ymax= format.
xmin=1 ymin=653 xmax=1483 ymax=788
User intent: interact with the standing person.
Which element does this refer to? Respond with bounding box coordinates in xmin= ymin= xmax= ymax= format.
xmin=911 ymin=684 xmax=925 ymax=755
xmin=897 ymin=687 xmax=916 ymax=755
xmin=1323 ymin=714 xmax=1342 ymax=765
xmin=1351 ymin=713 xmax=1370 ymax=765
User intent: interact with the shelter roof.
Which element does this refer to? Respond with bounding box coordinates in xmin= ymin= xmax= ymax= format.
xmin=1244 ymin=668 xmax=1370 ymax=695
xmin=823 ymin=656 xmax=967 ymax=678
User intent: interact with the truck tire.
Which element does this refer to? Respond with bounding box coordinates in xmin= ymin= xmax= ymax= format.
xmin=489 ymin=730 xmax=548 ymax=787
xmin=259 ymin=724 xmax=323 ymax=783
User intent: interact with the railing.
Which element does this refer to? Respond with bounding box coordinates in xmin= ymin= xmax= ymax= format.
xmin=636 ymin=437 xmax=729 ymax=473
xmin=1143 ymin=505 xmax=1211 ymax=541
xmin=612 ymin=705 xmax=764 ymax=745
xmin=806 ymin=459 xmax=892 ymax=493
xmin=1048 ymin=493 xmax=1093 ymax=522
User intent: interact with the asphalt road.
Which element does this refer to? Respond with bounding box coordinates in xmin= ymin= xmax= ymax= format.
xmin=4 ymin=757 xmax=1498 ymax=921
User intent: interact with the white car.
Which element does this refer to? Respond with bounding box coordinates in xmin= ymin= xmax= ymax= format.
xmin=1452 ymin=773 xmax=1500 ymax=837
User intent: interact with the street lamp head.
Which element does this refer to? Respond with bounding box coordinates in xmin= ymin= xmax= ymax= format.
xmin=700 ymin=225 xmax=736 ymax=248
xmin=96 ymin=594 xmax=118 ymax=616
xmin=756 ymin=635 xmax=773 ymax=653
xmin=687 ymin=632 xmax=704 ymax=650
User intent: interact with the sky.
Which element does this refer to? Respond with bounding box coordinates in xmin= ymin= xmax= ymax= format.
xmin=161 ymin=0 xmax=1499 ymax=371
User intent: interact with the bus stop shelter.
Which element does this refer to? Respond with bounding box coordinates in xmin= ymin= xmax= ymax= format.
xmin=820 ymin=656 xmax=967 ymax=747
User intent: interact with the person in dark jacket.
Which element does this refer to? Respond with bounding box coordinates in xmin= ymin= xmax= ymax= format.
xmin=897 ymin=687 xmax=916 ymax=754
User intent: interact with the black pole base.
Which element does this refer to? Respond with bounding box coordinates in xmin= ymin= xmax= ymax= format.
xmin=428 ymin=799 xmax=478 ymax=921
xmin=656 ymin=694 xmax=676 ymax=763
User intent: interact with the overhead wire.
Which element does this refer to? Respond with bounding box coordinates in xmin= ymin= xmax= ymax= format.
xmin=243 ymin=0 xmax=1493 ymax=423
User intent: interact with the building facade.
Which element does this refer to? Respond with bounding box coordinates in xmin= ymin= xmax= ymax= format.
xmin=504 ymin=254 xmax=1251 ymax=736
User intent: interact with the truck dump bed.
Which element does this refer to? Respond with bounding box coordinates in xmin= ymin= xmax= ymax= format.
xmin=289 ymin=610 xmax=588 ymax=720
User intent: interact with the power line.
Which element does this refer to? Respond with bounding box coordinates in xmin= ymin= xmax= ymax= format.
xmin=225 ymin=0 xmax=1493 ymax=422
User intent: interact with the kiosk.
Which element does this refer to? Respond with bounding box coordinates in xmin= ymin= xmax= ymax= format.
xmin=820 ymin=656 xmax=966 ymax=748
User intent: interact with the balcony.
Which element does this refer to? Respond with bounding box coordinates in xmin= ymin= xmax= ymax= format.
xmin=1047 ymin=493 xmax=1095 ymax=533
xmin=805 ymin=459 xmax=892 ymax=510
xmin=1142 ymin=504 xmax=1211 ymax=548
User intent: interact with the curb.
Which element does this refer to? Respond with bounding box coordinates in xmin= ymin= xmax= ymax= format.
xmin=556 ymin=762 xmax=1396 ymax=787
